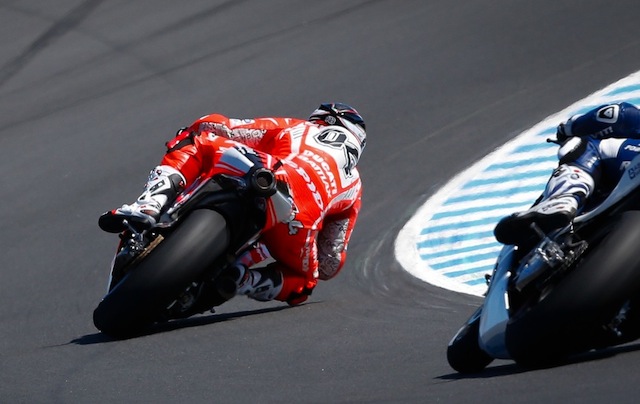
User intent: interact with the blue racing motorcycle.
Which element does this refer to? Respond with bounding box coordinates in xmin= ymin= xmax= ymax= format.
xmin=447 ymin=152 xmax=640 ymax=372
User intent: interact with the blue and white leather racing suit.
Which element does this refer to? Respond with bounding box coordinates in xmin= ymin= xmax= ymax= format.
xmin=559 ymin=102 xmax=640 ymax=190
xmin=494 ymin=102 xmax=640 ymax=246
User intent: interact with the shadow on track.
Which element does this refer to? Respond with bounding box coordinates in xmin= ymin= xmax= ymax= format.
xmin=437 ymin=341 xmax=640 ymax=379
xmin=69 ymin=305 xmax=294 ymax=345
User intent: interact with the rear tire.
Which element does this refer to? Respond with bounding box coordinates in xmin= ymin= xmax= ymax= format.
xmin=505 ymin=211 xmax=640 ymax=366
xmin=93 ymin=210 xmax=230 ymax=337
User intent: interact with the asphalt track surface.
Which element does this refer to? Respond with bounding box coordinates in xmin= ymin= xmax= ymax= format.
xmin=3 ymin=1 xmax=640 ymax=402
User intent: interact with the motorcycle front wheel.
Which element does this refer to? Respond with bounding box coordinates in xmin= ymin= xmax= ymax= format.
xmin=447 ymin=307 xmax=493 ymax=373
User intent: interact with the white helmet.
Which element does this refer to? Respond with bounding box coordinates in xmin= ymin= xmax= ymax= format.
xmin=309 ymin=103 xmax=366 ymax=167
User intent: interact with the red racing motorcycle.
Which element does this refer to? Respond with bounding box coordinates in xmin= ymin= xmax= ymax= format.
xmin=93 ymin=158 xmax=286 ymax=338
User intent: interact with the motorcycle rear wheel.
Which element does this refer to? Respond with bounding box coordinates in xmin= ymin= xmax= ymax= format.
xmin=93 ymin=209 xmax=230 ymax=338
xmin=505 ymin=211 xmax=640 ymax=366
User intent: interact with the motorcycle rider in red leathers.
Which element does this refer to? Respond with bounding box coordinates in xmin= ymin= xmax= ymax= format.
xmin=99 ymin=103 xmax=366 ymax=306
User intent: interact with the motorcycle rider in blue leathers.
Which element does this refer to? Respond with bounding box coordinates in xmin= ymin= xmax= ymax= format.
xmin=495 ymin=102 xmax=640 ymax=246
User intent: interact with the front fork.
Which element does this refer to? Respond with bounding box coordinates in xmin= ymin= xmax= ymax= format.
xmin=478 ymin=246 xmax=514 ymax=359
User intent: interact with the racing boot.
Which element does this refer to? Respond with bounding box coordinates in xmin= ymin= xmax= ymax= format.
xmin=98 ymin=165 xmax=186 ymax=233
xmin=494 ymin=164 xmax=594 ymax=246
xmin=224 ymin=264 xmax=285 ymax=302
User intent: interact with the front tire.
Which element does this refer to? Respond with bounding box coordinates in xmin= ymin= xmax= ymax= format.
xmin=447 ymin=307 xmax=493 ymax=373
xmin=93 ymin=209 xmax=230 ymax=337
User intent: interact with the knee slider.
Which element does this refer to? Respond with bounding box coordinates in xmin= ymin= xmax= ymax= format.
xmin=558 ymin=136 xmax=587 ymax=165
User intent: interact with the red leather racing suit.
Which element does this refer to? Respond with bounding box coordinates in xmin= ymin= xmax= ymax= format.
xmin=163 ymin=114 xmax=362 ymax=302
